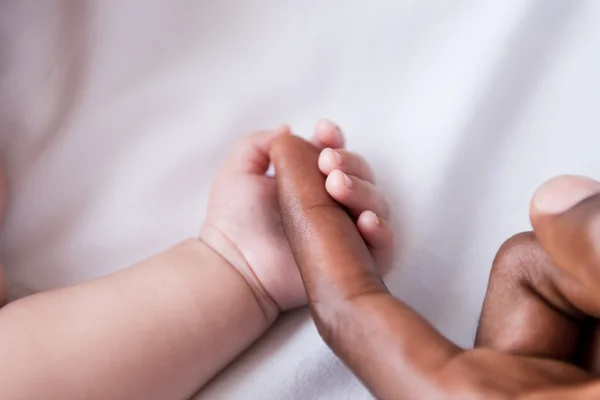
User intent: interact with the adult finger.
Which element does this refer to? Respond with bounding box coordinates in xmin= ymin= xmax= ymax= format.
xmin=270 ymin=135 xmax=460 ymax=399
xmin=271 ymin=135 xmax=382 ymax=301
xmin=310 ymin=119 xmax=345 ymax=150
xmin=530 ymin=175 xmax=600 ymax=371
xmin=318 ymin=148 xmax=376 ymax=183
xmin=475 ymin=232 xmax=581 ymax=362
xmin=530 ymin=175 xmax=600 ymax=317
xmin=477 ymin=175 xmax=600 ymax=372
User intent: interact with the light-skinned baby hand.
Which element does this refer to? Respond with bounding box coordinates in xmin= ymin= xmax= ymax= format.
xmin=199 ymin=120 xmax=394 ymax=321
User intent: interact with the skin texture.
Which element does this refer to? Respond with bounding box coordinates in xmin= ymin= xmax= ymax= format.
xmin=0 ymin=238 xmax=270 ymax=399
xmin=271 ymin=136 xmax=600 ymax=399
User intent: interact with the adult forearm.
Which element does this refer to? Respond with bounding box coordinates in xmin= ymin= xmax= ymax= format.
xmin=0 ymin=239 xmax=271 ymax=399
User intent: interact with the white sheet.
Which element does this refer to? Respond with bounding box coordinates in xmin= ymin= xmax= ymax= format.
xmin=2 ymin=1 xmax=600 ymax=398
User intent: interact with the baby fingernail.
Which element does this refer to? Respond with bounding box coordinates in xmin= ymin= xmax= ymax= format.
xmin=533 ymin=175 xmax=600 ymax=214
xmin=365 ymin=211 xmax=379 ymax=226
xmin=326 ymin=148 xmax=342 ymax=165
xmin=343 ymin=172 xmax=353 ymax=188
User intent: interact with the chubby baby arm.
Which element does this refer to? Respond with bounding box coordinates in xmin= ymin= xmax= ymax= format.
xmin=0 ymin=121 xmax=392 ymax=399
xmin=0 ymin=238 xmax=270 ymax=399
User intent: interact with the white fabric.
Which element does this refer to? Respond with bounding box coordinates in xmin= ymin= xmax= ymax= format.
xmin=2 ymin=1 xmax=600 ymax=398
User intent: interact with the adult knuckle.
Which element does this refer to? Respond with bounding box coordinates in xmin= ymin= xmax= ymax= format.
xmin=491 ymin=232 xmax=538 ymax=284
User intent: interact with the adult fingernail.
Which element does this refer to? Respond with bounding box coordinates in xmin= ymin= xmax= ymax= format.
xmin=532 ymin=175 xmax=600 ymax=214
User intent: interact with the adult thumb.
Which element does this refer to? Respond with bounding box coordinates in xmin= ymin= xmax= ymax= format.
xmin=531 ymin=175 xmax=600 ymax=316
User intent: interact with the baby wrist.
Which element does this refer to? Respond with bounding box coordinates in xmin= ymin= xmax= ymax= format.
xmin=198 ymin=228 xmax=280 ymax=325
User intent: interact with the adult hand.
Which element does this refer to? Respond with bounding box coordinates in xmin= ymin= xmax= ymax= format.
xmin=270 ymin=135 xmax=600 ymax=400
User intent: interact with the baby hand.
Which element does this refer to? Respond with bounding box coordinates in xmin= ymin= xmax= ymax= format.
xmin=200 ymin=120 xmax=393 ymax=321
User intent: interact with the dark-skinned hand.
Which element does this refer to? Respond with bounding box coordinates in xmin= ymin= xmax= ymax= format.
xmin=270 ymin=134 xmax=600 ymax=399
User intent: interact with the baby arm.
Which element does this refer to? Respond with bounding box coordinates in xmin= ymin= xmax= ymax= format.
xmin=0 ymin=239 xmax=270 ymax=399
xmin=0 ymin=121 xmax=393 ymax=400
xmin=0 ymin=146 xmax=272 ymax=399
xmin=0 ymin=145 xmax=274 ymax=399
